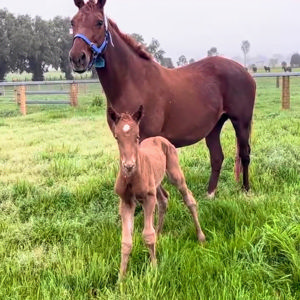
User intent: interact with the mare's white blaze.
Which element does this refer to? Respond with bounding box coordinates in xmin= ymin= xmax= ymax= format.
xmin=123 ymin=124 xmax=131 ymax=132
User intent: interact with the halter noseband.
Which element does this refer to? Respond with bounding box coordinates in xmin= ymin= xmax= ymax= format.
xmin=73 ymin=16 xmax=113 ymax=69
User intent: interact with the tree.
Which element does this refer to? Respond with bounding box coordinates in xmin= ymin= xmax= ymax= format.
xmin=146 ymin=38 xmax=165 ymax=64
xmin=11 ymin=15 xmax=33 ymax=73
xmin=290 ymin=53 xmax=300 ymax=68
xmin=24 ymin=17 xmax=55 ymax=81
xmin=207 ymin=47 xmax=218 ymax=57
xmin=189 ymin=58 xmax=196 ymax=64
xmin=51 ymin=16 xmax=74 ymax=80
xmin=130 ymin=33 xmax=145 ymax=45
xmin=0 ymin=9 xmax=16 ymax=81
xmin=177 ymin=55 xmax=187 ymax=67
xmin=241 ymin=40 xmax=250 ymax=67
xmin=161 ymin=57 xmax=174 ymax=68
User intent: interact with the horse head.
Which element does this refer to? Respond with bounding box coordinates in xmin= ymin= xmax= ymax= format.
xmin=69 ymin=0 xmax=108 ymax=72
xmin=108 ymin=105 xmax=144 ymax=177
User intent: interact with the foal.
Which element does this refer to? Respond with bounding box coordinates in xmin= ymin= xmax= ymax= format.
xmin=108 ymin=105 xmax=205 ymax=277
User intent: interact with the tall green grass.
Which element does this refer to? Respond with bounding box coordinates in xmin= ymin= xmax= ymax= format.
xmin=0 ymin=77 xmax=299 ymax=299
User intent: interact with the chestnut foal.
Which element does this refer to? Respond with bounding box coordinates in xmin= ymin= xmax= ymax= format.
xmin=108 ymin=105 xmax=205 ymax=277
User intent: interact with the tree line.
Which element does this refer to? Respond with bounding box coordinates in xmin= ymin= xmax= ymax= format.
xmin=0 ymin=8 xmax=198 ymax=81
xmin=0 ymin=9 xmax=73 ymax=81
xmin=2 ymin=8 xmax=299 ymax=82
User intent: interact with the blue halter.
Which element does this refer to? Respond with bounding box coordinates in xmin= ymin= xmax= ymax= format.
xmin=73 ymin=17 xmax=113 ymax=69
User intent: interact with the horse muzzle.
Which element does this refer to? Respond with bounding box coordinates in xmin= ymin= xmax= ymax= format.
xmin=69 ymin=48 xmax=90 ymax=73
xmin=122 ymin=161 xmax=136 ymax=176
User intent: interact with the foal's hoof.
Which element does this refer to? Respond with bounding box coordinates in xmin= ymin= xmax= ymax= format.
xmin=198 ymin=231 xmax=206 ymax=243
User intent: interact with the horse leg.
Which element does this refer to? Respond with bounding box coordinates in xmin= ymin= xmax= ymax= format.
xmin=142 ymin=192 xmax=157 ymax=266
xmin=205 ymin=115 xmax=228 ymax=197
xmin=165 ymin=145 xmax=205 ymax=243
xmin=119 ymin=199 xmax=136 ymax=278
xmin=231 ymin=119 xmax=251 ymax=191
xmin=156 ymin=185 xmax=169 ymax=235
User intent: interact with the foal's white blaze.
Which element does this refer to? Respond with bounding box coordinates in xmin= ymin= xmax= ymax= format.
xmin=123 ymin=124 xmax=131 ymax=132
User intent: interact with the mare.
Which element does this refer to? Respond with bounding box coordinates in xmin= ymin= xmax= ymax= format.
xmin=69 ymin=0 xmax=256 ymax=198
xmin=108 ymin=105 xmax=205 ymax=277
xmin=264 ymin=66 xmax=271 ymax=72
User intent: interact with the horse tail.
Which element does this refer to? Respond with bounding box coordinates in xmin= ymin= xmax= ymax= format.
xmin=234 ymin=142 xmax=242 ymax=182
xmin=234 ymin=119 xmax=253 ymax=182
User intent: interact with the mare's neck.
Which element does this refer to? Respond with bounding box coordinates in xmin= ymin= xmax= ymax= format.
xmin=95 ymin=26 xmax=156 ymax=109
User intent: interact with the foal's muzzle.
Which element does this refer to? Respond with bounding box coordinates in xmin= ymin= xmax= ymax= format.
xmin=122 ymin=161 xmax=136 ymax=175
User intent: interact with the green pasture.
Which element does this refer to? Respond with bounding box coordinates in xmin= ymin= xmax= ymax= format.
xmin=0 ymin=77 xmax=299 ymax=299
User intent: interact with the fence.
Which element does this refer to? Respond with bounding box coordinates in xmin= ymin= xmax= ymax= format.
xmin=1 ymin=73 xmax=300 ymax=114
xmin=13 ymin=81 xmax=83 ymax=115
xmin=253 ymin=72 xmax=300 ymax=109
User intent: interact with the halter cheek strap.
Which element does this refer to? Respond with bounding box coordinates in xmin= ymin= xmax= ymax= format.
xmin=73 ymin=15 xmax=114 ymax=69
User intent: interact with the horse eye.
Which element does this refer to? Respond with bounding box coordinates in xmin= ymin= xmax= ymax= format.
xmin=97 ymin=20 xmax=104 ymax=27
xmin=71 ymin=20 xmax=74 ymax=27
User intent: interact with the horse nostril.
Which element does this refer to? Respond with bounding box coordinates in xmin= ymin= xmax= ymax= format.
xmin=80 ymin=52 xmax=86 ymax=63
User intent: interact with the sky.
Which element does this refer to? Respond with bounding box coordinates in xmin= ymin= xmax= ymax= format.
xmin=1 ymin=0 xmax=300 ymax=64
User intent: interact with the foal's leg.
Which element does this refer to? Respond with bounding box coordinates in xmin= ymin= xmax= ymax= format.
xmin=231 ymin=119 xmax=251 ymax=191
xmin=156 ymin=185 xmax=169 ymax=235
xmin=142 ymin=192 xmax=157 ymax=266
xmin=205 ymin=114 xmax=228 ymax=198
xmin=119 ymin=199 xmax=136 ymax=278
xmin=166 ymin=147 xmax=205 ymax=243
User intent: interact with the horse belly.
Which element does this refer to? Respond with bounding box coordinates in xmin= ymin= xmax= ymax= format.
xmin=162 ymin=97 xmax=223 ymax=147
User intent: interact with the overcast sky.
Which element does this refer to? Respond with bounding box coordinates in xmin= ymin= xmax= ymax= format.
xmin=1 ymin=0 xmax=300 ymax=62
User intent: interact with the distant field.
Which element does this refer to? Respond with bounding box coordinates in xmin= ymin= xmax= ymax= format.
xmin=0 ymin=77 xmax=299 ymax=299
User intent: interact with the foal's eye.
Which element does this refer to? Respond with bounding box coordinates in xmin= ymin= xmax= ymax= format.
xmin=96 ymin=20 xmax=104 ymax=27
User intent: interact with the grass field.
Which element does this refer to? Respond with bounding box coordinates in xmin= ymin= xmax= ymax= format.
xmin=0 ymin=76 xmax=300 ymax=299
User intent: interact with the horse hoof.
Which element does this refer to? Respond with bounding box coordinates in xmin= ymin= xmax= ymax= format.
xmin=206 ymin=191 xmax=215 ymax=199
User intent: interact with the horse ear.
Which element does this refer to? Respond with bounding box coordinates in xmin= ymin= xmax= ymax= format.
xmin=74 ymin=0 xmax=85 ymax=8
xmin=108 ymin=106 xmax=120 ymax=124
xmin=97 ymin=0 xmax=107 ymax=9
xmin=132 ymin=105 xmax=144 ymax=123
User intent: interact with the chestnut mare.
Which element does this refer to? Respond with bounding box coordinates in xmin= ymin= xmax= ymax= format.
xmin=108 ymin=105 xmax=205 ymax=277
xmin=69 ymin=0 xmax=256 ymax=197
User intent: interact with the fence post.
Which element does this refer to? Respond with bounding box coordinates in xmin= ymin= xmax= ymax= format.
xmin=276 ymin=76 xmax=280 ymax=88
xmin=281 ymin=76 xmax=290 ymax=109
xmin=19 ymin=85 xmax=27 ymax=116
xmin=70 ymin=83 xmax=78 ymax=107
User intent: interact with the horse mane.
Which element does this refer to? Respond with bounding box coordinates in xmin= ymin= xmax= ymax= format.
xmin=82 ymin=1 xmax=152 ymax=60
xmin=108 ymin=19 xmax=152 ymax=60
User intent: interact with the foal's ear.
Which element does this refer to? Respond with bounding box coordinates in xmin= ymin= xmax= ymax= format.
xmin=132 ymin=105 xmax=144 ymax=123
xmin=74 ymin=0 xmax=85 ymax=9
xmin=97 ymin=0 xmax=107 ymax=9
xmin=108 ymin=106 xmax=120 ymax=124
